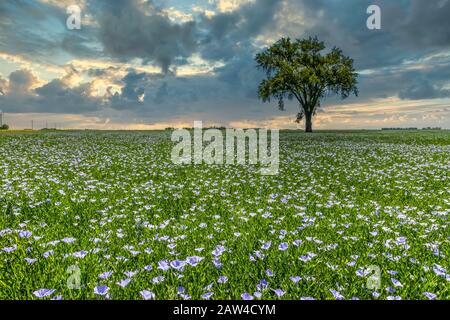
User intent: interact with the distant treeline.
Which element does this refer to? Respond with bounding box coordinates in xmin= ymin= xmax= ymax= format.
xmin=165 ymin=126 xmax=228 ymax=130
xmin=382 ymin=127 xmax=442 ymax=131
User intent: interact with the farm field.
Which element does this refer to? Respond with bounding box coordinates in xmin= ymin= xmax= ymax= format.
xmin=0 ymin=130 xmax=449 ymax=300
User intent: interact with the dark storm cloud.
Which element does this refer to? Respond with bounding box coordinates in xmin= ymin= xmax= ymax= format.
xmin=0 ymin=69 xmax=103 ymax=114
xmin=0 ymin=75 xmax=7 ymax=96
xmin=323 ymin=60 xmax=450 ymax=105
xmin=109 ymin=69 xmax=207 ymax=111
xmin=8 ymin=69 xmax=38 ymax=93
xmin=90 ymin=0 xmax=281 ymax=75
xmin=399 ymin=79 xmax=450 ymax=100
xmin=33 ymin=79 xmax=102 ymax=113
xmin=154 ymin=82 xmax=168 ymax=104
xmin=362 ymin=52 xmax=450 ymax=101
xmin=198 ymin=0 xmax=281 ymax=62
xmin=61 ymin=32 xmax=101 ymax=59
xmin=0 ymin=1 xmax=59 ymax=61
xmin=215 ymin=52 xmax=265 ymax=99
xmin=120 ymin=71 xmax=152 ymax=102
xmin=402 ymin=0 xmax=450 ymax=49
xmin=277 ymin=0 xmax=410 ymax=70
xmin=95 ymin=0 xmax=196 ymax=74
xmin=0 ymin=0 xmax=100 ymax=62
xmin=272 ymin=0 xmax=450 ymax=72
xmin=87 ymin=66 xmax=121 ymax=78
xmin=267 ymin=0 xmax=450 ymax=107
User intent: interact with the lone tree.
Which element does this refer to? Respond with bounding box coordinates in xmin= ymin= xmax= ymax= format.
xmin=256 ymin=37 xmax=358 ymax=132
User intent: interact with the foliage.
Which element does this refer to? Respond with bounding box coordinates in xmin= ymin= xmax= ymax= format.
xmin=0 ymin=130 xmax=449 ymax=299
xmin=256 ymin=37 xmax=358 ymax=131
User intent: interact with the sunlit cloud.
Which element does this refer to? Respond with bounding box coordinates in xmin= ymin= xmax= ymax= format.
xmin=215 ymin=0 xmax=255 ymax=12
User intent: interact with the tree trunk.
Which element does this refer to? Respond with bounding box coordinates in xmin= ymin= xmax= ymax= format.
xmin=305 ymin=111 xmax=313 ymax=133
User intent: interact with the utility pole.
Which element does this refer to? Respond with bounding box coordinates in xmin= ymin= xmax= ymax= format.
xmin=31 ymin=120 xmax=34 ymax=130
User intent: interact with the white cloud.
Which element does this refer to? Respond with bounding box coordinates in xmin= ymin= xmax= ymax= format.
xmin=215 ymin=0 xmax=255 ymax=13
xmin=38 ymin=0 xmax=86 ymax=11
xmin=162 ymin=7 xmax=194 ymax=23
xmin=192 ymin=5 xmax=216 ymax=17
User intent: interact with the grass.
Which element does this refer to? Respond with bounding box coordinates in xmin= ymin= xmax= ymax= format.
xmin=0 ymin=130 xmax=449 ymax=300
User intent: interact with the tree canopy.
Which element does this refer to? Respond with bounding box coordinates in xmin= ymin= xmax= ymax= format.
xmin=256 ymin=37 xmax=358 ymax=132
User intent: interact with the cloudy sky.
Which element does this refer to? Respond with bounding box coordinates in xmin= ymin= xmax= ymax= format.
xmin=0 ymin=0 xmax=449 ymax=129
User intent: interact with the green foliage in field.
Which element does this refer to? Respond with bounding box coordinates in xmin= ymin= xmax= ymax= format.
xmin=0 ymin=130 xmax=449 ymax=300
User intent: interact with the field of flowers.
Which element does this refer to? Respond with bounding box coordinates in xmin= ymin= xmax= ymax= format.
xmin=0 ymin=130 xmax=449 ymax=300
